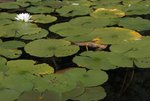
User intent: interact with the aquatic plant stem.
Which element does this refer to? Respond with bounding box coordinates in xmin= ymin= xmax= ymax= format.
xmin=52 ymin=56 xmax=59 ymax=70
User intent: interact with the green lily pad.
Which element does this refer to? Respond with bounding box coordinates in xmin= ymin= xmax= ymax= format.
xmin=42 ymin=74 xmax=77 ymax=93
xmin=17 ymin=0 xmax=41 ymax=2
xmin=0 ymin=19 xmax=13 ymax=26
xmin=0 ymin=56 xmax=7 ymax=72
xmin=25 ymin=39 xmax=79 ymax=57
xmin=0 ymin=40 xmax=25 ymax=59
xmin=27 ymin=6 xmax=54 ymax=14
xmin=62 ymin=85 xmax=85 ymax=101
xmin=6 ymin=60 xmax=54 ymax=75
xmin=73 ymin=50 xmax=134 ymax=69
xmin=0 ymin=12 xmax=16 ymax=20
xmin=69 ymin=16 xmax=116 ymax=28
xmin=21 ymin=29 xmax=49 ymax=40
xmin=32 ymin=14 xmax=57 ymax=24
xmin=71 ymin=86 xmax=106 ymax=101
xmin=110 ymin=38 xmax=150 ymax=58
xmin=49 ymin=22 xmax=93 ymax=37
xmin=18 ymin=90 xmax=62 ymax=101
xmin=134 ymin=57 xmax=150 ymax=68
xmin=0 ymin=2 xmax=19 ymax=9
xmin=90 ymin=8 xmax=125 ymax=18
xmin=118 ymin=17 xmax=150 ymax=31
xmin=0 ymin=89 xmax=20 ymax=101
xmin=64 ymin=68 xmax=108 ymax=87
xmin=0 ymin=75 xmax=34 ymax=92
xmin=0 ymin=22 xmax=42 ymax=38
xmin=18 ymin=90 xmax=41 ymax=101
xmin=90 ymin=27 xmax=142 ymax=44
xmin=125 ymin=1 xmax=150 ymax=15
xmin=31 ymin=1 xmax=66 ymax=9
xmin=56 ymin=5 xmax=92 ymax=17
xmin=73 ymin=51 xmax=116 ymax=70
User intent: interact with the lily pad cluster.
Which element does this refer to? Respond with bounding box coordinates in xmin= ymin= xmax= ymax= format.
xmin=0 ymin=0 xmax=150 ymax=101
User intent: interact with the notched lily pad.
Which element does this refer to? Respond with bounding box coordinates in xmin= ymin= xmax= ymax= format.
xmin=118 ymin=17 xmax=150 ymax=31
xmin=27 ymin=6 xmax=54 ymax=14
xmin=0 ymin=40 xmax=25 ymax=59
xmin=110 ymin=37 xmax=150 ymax=58
xmin=90 ymin=27 xmax=142 ymax=44
xmin=32 ymin=14 xmax=57 ymax=24
xmin=90 ymin=8 xmax=125 ymax=18
xmin=64 ymin=68 xmax=108 ymax=87
xmin=6 ymin=60 xmax=54 ymax=75
xmin=71 ymin=86 xmax=106 ymax=101
xmin=56 ymin=5 xmax=92 ymax=17
xmin=25 ymin=39 xmax=79 ymax=57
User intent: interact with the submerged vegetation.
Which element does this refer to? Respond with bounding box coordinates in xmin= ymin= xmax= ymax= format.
xmin=0 ymin=0 xmax=150 ymax=101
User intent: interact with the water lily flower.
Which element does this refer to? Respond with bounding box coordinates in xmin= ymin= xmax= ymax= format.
xmin=72 ymin=3 xmax=79 ymax=6
xmin=15 ymin=13 xmax=32 ymax=22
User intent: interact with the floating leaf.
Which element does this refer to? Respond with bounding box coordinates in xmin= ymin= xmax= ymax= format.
xmin=64 ymin=68 xmax=108 ymax=87
xmin=0 ymin=56 xmax=7 ymax=72
xmin=32 ymin=14 xmax=57 ymax=24
xmin=0 ymin=12 xmax=16 ymax=20
xmin=0 ymin=2 xmax=19 ymax=9
xmin=56 ymin=5 xmax=92 ymax=17
xmin=43 ymin=74 xmax=77 ymax=93
xmin=18 ymin=90 xmax=41 ymax=101
xmin=118 ymin=17 xmax=150 ymax=31
xmin=0 ymin=75 xmax=34 ymax=92
xmin=21 ymin=29 xmax=49 ymax=40
xmin=90 ymin=27 xmax=142 ymax=44
xmin=27 ymin=6 xmax=54 ymax=14
xmin=125 ymin=1 xmax=150 ymax=15
xmin=0 ymin=40 xmax=25 ymax=58
xmin=73 ymin=51 xmax=116 ymax=70
xmin=134 ymin=57 xmax=150 ymax=68
xmin=0 ymin=22 xmax=42 ymax=38
xmin=25 ymin=39 xmax=79 ymax=57
xmin=69 ymin=16 xmax=116 ymax=28
xmin=90 ymin=8 xmax=125 ymax=18
xmin=110 ymin=38 xmax=150 ymax=58
xmin=0 ymin=89 xmax=20 ymax=101
xmin=71 ymin=86 xmax=106 ymax=101
xmin=7 ymin=60 xmax=54 ymax=75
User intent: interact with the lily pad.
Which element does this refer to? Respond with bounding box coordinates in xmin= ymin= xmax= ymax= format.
xmin=0 ymin=56 xmax=7 ymax=72
xmin=134 ymin=57 xmax=150 ymax=68
xmin=0 ymin=12 xmax=16 ymax=20
xmin=64 ymin=68 xmax=108 ymax=87
xmin=73 ymin=51 xmax=133 ymax=70
xmin=71 ymin=86 xmax=106 ymax=101
xmin=27 ymin=6 xmax=54 ymax=14
xmin=21 ymin=29 xmax=49 ymax=40
xmin=0 ymin=22 xmax=42 ymax=38
xmin=118 ymin=17 xmax=150 ymax=31
xmin=90 ymin=8 xmax=125 ymax=18
xmin=0 ymin=2 xmax=19 ymax=9
xmin=56 ymin=5 xmax=92 ymax=17
xmin=49 ymin=22 xmax=93 ymax=37
xmin=110 ymin=38 xmax=150 ymax=58
xmin=6 ymin=60 xmax=54 ymax=75
xmin=0 ymin=89 xmax=20 ymax=101
xmin=0 ymin=40 xmax=25 ymax=59
xmin=69 ymin=16 xmax=116 ymax=28
xmin=43 ymin=74 xmax=77 ymax=93
xmin=0 ymin=75 xmax=34 ymax=93
xmin=32 ymin=14 xmax=57 ymax=24
xmin=25 ymin=39 xmax=79 ymax=57
xmin=90 ymin=27 xmax=142 ymax=44
xmin=125 ymin=1 xmax=150 ymax=15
